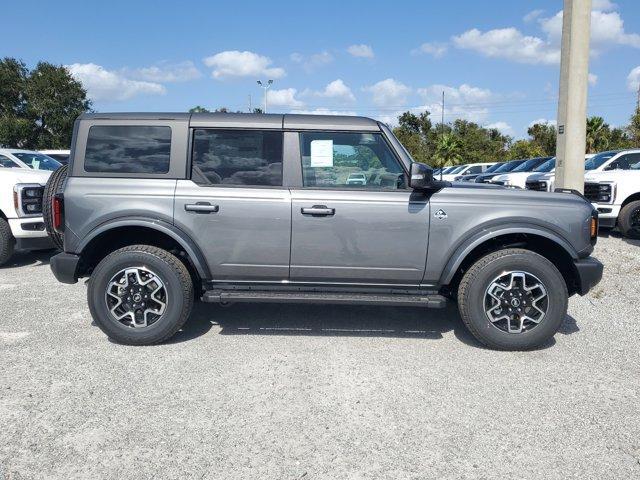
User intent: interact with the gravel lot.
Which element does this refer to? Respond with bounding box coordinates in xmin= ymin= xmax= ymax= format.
xmin=1 ymin=234 xmax=639 ymax=479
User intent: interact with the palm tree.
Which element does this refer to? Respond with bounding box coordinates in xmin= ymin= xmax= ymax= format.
xmin=433 ymin=133 xmax=463 ymax=169
xmin=586 ymin=116 xmax=609 ymax=153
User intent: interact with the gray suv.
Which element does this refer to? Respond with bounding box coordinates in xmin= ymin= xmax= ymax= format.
xmin=47 ymin=113 xmax=603 ymax=350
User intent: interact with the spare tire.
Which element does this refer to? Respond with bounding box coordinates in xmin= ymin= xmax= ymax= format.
xmin=43 ymin=164 xmax=68 ymax=250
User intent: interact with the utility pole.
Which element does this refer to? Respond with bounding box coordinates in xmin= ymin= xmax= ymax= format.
xmin=440 ymin=91 xmax=445 ymax=181
xmin=555 ymin=0 xmax=592 ymax=193
xmin=248 ymin=94 xmax=252 ymax=113
xmin=257 ymin=80 xmax=273 ymax=113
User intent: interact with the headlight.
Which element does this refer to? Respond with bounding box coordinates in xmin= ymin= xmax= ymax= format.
xmin=584 ymin=182 xmax=615 ymax=204
xmin=13 ymin=184 xmax=45 ymax=217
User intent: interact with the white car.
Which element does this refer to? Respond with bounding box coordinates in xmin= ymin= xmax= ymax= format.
xmin=488 ymin=157 xmax=551 ymax=189
xmin=39 ymin=149 xmax=70 ymax=164
xmin=346 ymin=172 xmax=367 ymax=186
xmin=0 ymin=148 xmax=62 ymax=172
xmin=441 ymin=163 xmax=494 ymax=181
xmin=0 ymin=154 xmax=55 ymax=265
xmin=582 ymin=150 xmax=640 ymax=237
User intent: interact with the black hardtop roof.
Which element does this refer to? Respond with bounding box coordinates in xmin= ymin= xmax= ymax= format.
xmin=79 ymin=112 xmax=381 ymax=131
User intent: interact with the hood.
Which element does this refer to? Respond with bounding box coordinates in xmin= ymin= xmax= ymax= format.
xmin=0 ymin=167 xmax=52 ymax=185
xmin=526 ymin=171 xmax=555 ymax=181
xmin=584 ymin=169 xmax=640 ymax=183
xmin=492 ymin=172 xmax=530 ymax=182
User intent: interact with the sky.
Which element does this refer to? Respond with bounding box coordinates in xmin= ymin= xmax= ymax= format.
xmin=3 ymin=0 xmax=640 ymax=138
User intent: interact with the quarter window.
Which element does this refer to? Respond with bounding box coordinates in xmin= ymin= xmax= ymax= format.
xmin=299 ymin=132 xmax=405 ymax=189
xmin=191 ymin=129 xmax=283 ymax=186
xmin=84 ymin=126 xmax=172 ymax=174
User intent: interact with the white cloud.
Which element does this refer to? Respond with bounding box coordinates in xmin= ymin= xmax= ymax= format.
xmin=290 ymin=51 xmax=333 ymax=72
xmin=628 ymin=66 xmax=640 ymax=92
xmin=66 ymin=63 xmax=166 ymax=101
xmin=203 ymin=51 xmax=285 ymax=79
xmin=485 ymin=121 xmax=513 ymax=135
xmin=312 ymin=79 xmax=355 ymax=102
xmin=363 ymin=78 xmax=411 ymax=107
xmin=592 ymin=0 xmax=617 ymax=11
xmin=266 ymin=88 xmax=305 ymax=108
xmin=416 ymin=83 xmax=497 ymax=123
xmin=523 ymin=9 xmax=544 ymax=23
xmin=588 ymin=73 xmax=598 ymax=86
xmin=347 ymin=44 xmax=374 ymax=58
xmin=291 ymin=108 xmax=358 ymax=116
xmin=412 ymin=42 xmax=448 ymax=58
xmin=452 ymin=28 xmax=560 ymax=65
xmin=126 ymin=61 xmax=201 ymax=83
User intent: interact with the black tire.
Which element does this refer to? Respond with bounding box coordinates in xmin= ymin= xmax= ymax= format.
xmin=618 ymin=200 xmax=640 ymax=239
xmin=0 ymin=218 xmax=15 ymax=267
xmin=87 ymin=245 xmax=194 ymax=345
xmin=42 ymin=164 xmax=68 ymax=250
xmin=458 ymin=248 xmax=568 ymax=351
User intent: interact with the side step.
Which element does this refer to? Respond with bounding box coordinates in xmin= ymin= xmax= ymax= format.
xmin=202 ymin=290 xmax=448 ymax=308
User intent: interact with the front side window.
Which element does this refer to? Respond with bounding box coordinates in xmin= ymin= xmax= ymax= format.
xmin=0 ymin=155 xmax=20 ymax=168
xmin=13 ymin=153 xmax=61 ymax=171
xmin=584 ymin=151 xmax=616 ymax=171
xmin=466 ymin=165 xmax=483 ymax=174
xmin=610 ymin=153 xmax=640 ymax=170
xmin=191 ymin=129 xmax=283 ymax=186
xmin=300 ymin=132 xmax=405 ymax=189
xmin=84 ymin=126 xmax=171 ymax=174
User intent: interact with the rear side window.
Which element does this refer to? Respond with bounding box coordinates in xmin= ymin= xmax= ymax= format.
xmin=84 ymin=126 xmax=172 ymax=174
xmin=191 ymin=129 xmax=283 ymax=186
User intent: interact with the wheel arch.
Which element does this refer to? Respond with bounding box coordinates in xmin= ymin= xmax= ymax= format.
xmin=76 ymin=218 xmax=211 ymax=281
xmin=620 ymin=192 xmax=640 ymax=208
xmin=440 ymin=226 xmax=580 ymax=296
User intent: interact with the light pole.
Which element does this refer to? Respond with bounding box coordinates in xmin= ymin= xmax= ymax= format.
xmin=257 ymin=79 xmax=273 ymax=113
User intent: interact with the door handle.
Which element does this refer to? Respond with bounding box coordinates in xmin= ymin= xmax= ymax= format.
xmin=185 ymin=202 xmax=219 ymax=214
xmin=301 ymin=205 xmax=335 ymax=216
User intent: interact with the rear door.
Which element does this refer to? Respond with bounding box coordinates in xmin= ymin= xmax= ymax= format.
xmin=289 ymin=131 xmax=430 ymax=285
xmin=173 ymin=128 xmax=291 ymax=281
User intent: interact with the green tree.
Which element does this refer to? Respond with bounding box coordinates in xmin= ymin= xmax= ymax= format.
xmin=189 ymin=105 xmax=210 ymax=113
xmin=585 ymin=116 xmax=609 ymax=154
xmin=433 ymin=133 xmax=462 ymax=168
xmin=629 ymin=107 xmax=640 ymax=147
xmin=508 ymin=139 xmax=545 ymax=160
xmin=527 ymin=122 xmax=557 ymax=156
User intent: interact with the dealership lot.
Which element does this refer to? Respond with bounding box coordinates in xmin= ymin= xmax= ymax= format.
xmin=1 ymin=235 xmax=639 ymax=479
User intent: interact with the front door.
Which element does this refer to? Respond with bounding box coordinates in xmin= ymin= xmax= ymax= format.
xmin=290 ymin=131 xmax=430 ymax=285
xmin=174 ymin=128 xmax=291 ymax=281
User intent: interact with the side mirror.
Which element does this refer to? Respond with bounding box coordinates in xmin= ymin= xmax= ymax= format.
xmin=604 ymin=162 xmax=618 ymax=171
xmin=409 ymin=162 xmax=434 ymax=190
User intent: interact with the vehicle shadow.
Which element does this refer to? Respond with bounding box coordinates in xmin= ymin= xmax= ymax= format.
xmin=598 ymin=229 xmax=640 ymax=247
xmin=0 ymin=249 xmax=56 ymax=269
xmin=170 ymin=301 xmax=581 ymax=349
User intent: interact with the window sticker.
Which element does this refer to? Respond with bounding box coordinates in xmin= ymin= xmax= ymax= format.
xmin=310 ymin=140 xmax=334 ymax=167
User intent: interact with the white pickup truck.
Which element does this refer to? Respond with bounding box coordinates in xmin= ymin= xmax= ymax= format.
xmin=0 ymin=149 xmax=59 ymax=265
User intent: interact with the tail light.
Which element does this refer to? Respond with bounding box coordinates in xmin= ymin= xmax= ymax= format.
xmin=53 ymin=194 xmax=65 ymax=232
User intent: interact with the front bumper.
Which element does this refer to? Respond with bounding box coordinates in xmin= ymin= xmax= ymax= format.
xmin=573 ymin=257 xmax=604 ymax=296
xmin=591 ymin=203 xmax=620 ymax=228
xmin=50 ymin=252 xmax=80 ymax=284
xmin=8 ymin=217 xmax=48 ymax=239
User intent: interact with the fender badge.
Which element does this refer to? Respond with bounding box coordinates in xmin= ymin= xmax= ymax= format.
xmin=434 ymin=209 xmax=448 ymax=220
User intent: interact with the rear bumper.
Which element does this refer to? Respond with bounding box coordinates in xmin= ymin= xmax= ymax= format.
xmin=50 ymin=252 xmax=80 ymax=284
xmin=573 ymin=257 xmax=604 ymax=296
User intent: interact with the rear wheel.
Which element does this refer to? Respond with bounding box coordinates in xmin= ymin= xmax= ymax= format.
xmin=618 ymin=200 xmax=640 ymax=239
xmin=42 ymin=164 xmax=68 ymax=250
xmin=0 ymin=218 xmax=15 ymax=267
xmin=87 ymin=245 xmax=194 ymax=345
xmin=458 ymin=248 xmax=568 ymax=351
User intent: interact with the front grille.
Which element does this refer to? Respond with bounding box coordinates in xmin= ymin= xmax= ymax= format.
xmin=526 ymin=180 xmax=547 ymax=191
xmin=584 ymin=182 xmax=601 ymax=203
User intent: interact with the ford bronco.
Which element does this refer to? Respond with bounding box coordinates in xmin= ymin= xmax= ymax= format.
xmin=46 ymin=113 xmax=603 ymax=350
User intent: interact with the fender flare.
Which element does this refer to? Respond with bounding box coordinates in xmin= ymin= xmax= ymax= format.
xmin=77 ymin=217 xmax=211 ymax=279
xmin=439 ymin=223 xmax=578 ymax=285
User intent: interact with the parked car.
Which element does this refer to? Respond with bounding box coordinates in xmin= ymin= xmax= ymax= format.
xmin=0 ymin=162 xmax=54 ymax=266
xmin=475 ymin=159 xmax=527 ymax=183
xmin=488 ymin=157 xmax=552 ymax=188
xmin=582 ymin=150 xmax=640 ymax=238
xmin=0 ymin=149 xmax=62 ymax=171
xmin=39 ymin=149 xmax=71 ymax=164
xmin=524 ymin=154 xmax=595 ymax=193
xmin=46 ymin=112 xmax=602 ymax=350
xmin=346 ymin=172 xmax=367 ymax=186
xmin=458 ymin=162 xmax=505 ymax=182
xmin=440 ymin=163 xmax=494 ymax=181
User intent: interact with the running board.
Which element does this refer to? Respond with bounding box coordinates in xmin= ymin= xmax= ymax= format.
xmin=202 ymin=290 xmax=447 ymax=308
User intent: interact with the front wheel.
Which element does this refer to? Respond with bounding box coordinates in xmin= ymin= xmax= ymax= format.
xmin=87 ymin=245 xmax=194 ymax=345
xmin=457 ymin=248 xmax=568 ymax=351
xmin=618 ymin=200 xmax=640 ymax=239
xmin=0 ymin=218 xmax=15 ymax=267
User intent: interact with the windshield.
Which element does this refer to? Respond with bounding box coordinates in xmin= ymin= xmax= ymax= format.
xmin=512 ymin=157 xmax=546 ymax=172
xmin=533 ymin=158 xmax=556 ymax=172
xmin=13 ymin=152 xmax=61 ymax=171
xmin=448 ymin=165 xmax=466 ymax=174
xmin=494 ymin=160 xmax=525 ymax=173
xmin=584 ymin=151 xmax=617 ymax=171
xmin=484 ymin=162 xmax=503 ymax=173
